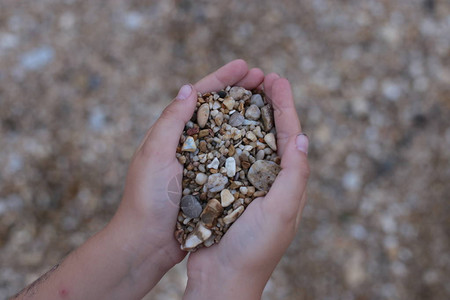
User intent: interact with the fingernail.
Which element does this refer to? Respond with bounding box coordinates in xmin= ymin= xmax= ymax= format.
xmin=296 ymin=133 xmax=309 ymax=154
xmin=177 ymin=84 xmax=192 ymax=100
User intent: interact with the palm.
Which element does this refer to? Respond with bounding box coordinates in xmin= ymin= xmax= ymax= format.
xmin=187 ymin=197 xmax=273 ymax=270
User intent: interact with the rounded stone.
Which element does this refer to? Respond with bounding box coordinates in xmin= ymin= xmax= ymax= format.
xmin=182 ymin=136 xmax=197 ymax=152
xmin=223 ymin=97 xmax=235 ymax=110
xmin=260 ymin=104 xmax=274 ymax=131
xmin=264 ymin=133 xmax=277 ymax=151
xmin=250 ymin=94 xmax=265 ymax=107
xmin=195 ymin=173 xmax=208 ymax=185
xmin=229 ymin=86 xmax=246 ymax=100
xmin=225 ymin=157 xmax=236 ymax=177
xmin=206 ymin=173 xmax=228 ymax=192
xmin=245 ymin=104 xmax=261 ymax=121
xmin=217 ymin=90 xmax=227 ymax=98
xmin=180 ymin=195 xmax=202 ymax=218
xmin=197 ymin=103 xmax=210 ymax=128
xmin=220 ymin=189 xmax=234 ymax=207
xmin=247 ymin=160 xmax=281 ymax=191
xmin=229 ymin=112 xmax=245 ymax=127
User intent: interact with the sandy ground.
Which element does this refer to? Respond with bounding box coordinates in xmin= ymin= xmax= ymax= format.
xmin=1 ymin=1 xmax=449 ymax=299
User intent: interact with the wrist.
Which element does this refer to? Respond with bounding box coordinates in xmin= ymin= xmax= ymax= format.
xmin=105 ymin=208 xmax=175 ymax=275
xmin=183 ymin=262 xmax=267 ymax=300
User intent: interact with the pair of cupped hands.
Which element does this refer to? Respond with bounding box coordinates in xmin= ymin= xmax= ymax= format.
xmin=114 ymin=59 xmax=310 ymax=299
xmin=18 ymin=60 xmax=309 ymax=300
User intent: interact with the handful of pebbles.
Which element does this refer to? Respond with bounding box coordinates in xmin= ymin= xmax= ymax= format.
xmin=175 ymin=86 xmax=281 ymax=251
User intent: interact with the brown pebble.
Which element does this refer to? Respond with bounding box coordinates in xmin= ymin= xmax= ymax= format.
xmin=178 ymin=156 xmax=186 ymax=164
xmin=201 ymin=199 xmax=224 ymax=228
xmin=199 ymin=140 xmax=208 ymax=152
xmin=253 ymin=191 xmax=267 ymax=197
xmin=261 ymin=104 xmax=274 ymax=132
xmin=186 ymin=127 xmax=199 ymax=136
xmin=228 ymin=144 xmax=236 ymax=157
xmin=197 ymin=103 xmax=210 ymax=128
xmin=199 ymin=129 xmax=211 ymax=138
xmin=242 ymin=161 xmax=251 ymax=169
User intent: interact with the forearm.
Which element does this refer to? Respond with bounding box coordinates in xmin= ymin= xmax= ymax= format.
xmin=13 ymin=214 xmax=170 ymax=300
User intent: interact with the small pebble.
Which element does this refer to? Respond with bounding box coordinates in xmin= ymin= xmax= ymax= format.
xmin=220 ymin=189 xmax=234 ymax=207
xmin=239 ymin=186 xmax=248 ymax=195
xmin=246 ymin=131 xmax=257 ymax=142
xmin=195 ymin=173 xmax=208 ymax=185
xmin=250 ymin=94 xmax=265 ymax=107
xmin=201 ymin=199 xmax=223 ymax=228
xmin=225 ymin=157 xmax=236 ymax=177
xmin=261 ymin=104 xmax=274 ymax=131
xmin=247 ymin=160 xmax=281 ymax=191
xmin=245 ymin=104 xmax=261 ymax=121
xmin=229 ymin=86 xmax=246 ymax=100
xmin=223 ymin=206 xmax=245 ymax=224
xmin=207 ymin=157 xmax=220 ymax=169
xmin=223 ymin=97 xmax=235 ymax=110
xmin=229 ymin=112 xmax=245 ymax=127
xmin=256 ymin=149 xmax=265 ymax=160
xmin=182 ymin=136 xmax=197 ymax=152
xmin=206 ymin=173 xmax=228 ymax=192
xmin=264 ymin=133 xmax=277 ymax=151
xmin=217 ymin=90 xmax=227 ymax=98
xmin=180 ymin=195 xmax=202 ymax=218
xmin=197 ymin=103 xmax=210 ymax=128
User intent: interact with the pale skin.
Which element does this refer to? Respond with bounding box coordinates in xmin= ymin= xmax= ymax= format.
xmin=12 ymin=59 xmax=310 ymax=300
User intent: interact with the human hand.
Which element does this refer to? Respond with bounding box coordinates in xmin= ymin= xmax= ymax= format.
xmin=107 ymin=59 xmax=266 ymax=287
xmin=183 ymin=74 xmax=310 ymax=300
xmin=11 ymin=60 xmax=267 ymax=300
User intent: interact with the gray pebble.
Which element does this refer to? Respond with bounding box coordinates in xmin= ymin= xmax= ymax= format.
xmin=245 ymin=104 xmax=261 ymax=121
xmin=180 ymin=195 xmax=203 ymax=218
xmin=229 ymin=86 xmax=246 ymax=100
xmin=229 ymin=112 xmax=245 ymax=127
xmin=250 ymin=94 xmax=265 ymax=107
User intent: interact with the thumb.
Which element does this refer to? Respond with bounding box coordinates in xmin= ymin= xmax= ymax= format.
xmin=264 ymin=133 xmax=310 ymax=221
xmin=139 ymin=84 xmax=197 ymax=163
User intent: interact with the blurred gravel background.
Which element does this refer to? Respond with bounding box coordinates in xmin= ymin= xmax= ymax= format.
xmin=1 ymin=0 xmax=450 ymax=299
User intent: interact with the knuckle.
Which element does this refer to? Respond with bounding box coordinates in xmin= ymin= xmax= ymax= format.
xmin=159 ymin=105 xmax=177 ymax=122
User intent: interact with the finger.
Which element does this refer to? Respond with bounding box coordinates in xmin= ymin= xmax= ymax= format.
xmin=138 ymin=84 xmax=197 ymax=162
xmin=263 ymin=134 xmax=309 ymax=224
xmin=271 ymin=78 xmax=302 ymax=156
xmin=234 ymin=68 xmax=265 ymax=90
xmin=263 ymin=72 xmax=280 ymax=103
xmin=194 ymin=59 xmax=249 ymax=93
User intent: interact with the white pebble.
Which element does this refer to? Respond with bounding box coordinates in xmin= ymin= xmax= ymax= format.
xmin=264 ymin=133 xmax=277 ymax=151
xmin=225 ymin=157 xmax=236 ymax=177
xmin=207 ymin=157 xmax=220 ymax=169
xmin=243 ymin=145 xmax=253 ymax=151
xmin=195 ymin=173 xmax=208 ymax=185
xmin=210 ymin=109 xmax=219 ymax=117
xmin=239 ymin=186 xmax=248 ymax=195
xmin=220 ymin=189 xmax=234 ymax=207
xmin=182 ymin=136 xmax=197 ymax=152
xmin=246 ymin=131 xmax=257 ymax=142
